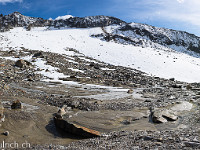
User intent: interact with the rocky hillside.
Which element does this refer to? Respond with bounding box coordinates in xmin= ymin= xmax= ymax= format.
xmin=52 ymin=15 xmax=125 ymax=28
xmin=101 ymin=23 xmax=200 ymax=55
xmin=0 ymin=12 xmax=125 ymax=31
xmin=0 ymin=12 xmax=50 ymax=32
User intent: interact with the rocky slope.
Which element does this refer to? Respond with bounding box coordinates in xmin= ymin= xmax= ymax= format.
xmin=102 ymin=23 xmax=200 ymax=55
xmin=0 ymin=12 xmax=50 ymax=32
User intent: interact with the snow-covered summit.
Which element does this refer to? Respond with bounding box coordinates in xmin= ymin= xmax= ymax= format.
xmin=55 ymin=15 xmax=73 ymax=20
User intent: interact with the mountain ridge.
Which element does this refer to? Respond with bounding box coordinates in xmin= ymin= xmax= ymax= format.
xmin=0 ymin=12 xmax=200 ymax=55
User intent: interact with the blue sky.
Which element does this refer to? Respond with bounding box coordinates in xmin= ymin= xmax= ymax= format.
xmin=1 ymin=0 xmax=200 ymax=36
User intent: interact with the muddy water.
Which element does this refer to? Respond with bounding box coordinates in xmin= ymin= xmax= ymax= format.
xmin=66 ymin=109 xmax=156 ymax=133
xmin=0 ymin=97 xmax=81 ymax=146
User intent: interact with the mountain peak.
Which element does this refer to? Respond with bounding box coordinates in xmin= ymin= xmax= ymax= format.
xmin=55 ymin=15 xmax=74 ymax=20
xmin=10 ymin=11 xmax=23 ymax=16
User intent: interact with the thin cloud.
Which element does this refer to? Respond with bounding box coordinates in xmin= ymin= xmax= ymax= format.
xmin=154 ymin=0 xmax=200 ymax=26
xmin=112 ymin=0 xmax=200 ymax=27
xmin=0 ymin=0 xmax=22 ymax=4
xmin=177 ymin=0 xmax=184 ymax=3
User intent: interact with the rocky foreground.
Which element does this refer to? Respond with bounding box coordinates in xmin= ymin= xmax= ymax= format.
xmin=0 ymin=47 xmax=200 ymax=149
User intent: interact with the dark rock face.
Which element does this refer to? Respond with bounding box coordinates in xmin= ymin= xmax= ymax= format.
xmin=0 ymin=12 xmax=51 ymax=32
xmin=0 ymin=13 xmax=125 ymax=32
xmin=52 ymin=16 xmax=125 ymax=28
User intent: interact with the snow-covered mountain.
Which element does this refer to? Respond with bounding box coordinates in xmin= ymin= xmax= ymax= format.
xmin=1 ymin=12 xmax=199 ymax=55
xmin=0 ymin=12 xmax=125 ymax=31
xmin=0 ymin=12 xmax=200 ymax=82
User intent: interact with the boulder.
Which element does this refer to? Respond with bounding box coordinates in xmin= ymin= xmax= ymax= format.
xmin=54 ymin=115 xmax=101 ymax=138
xmin=151 ymin=109 xmax=178 ymax=123
xmin=15 ymin=59 xmax=31 ymax=68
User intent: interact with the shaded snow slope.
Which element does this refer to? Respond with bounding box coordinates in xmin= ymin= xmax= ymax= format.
xmin=0 ymin=27 xmax=200 ymax=83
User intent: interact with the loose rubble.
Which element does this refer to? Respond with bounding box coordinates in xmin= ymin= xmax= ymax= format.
xmin=0 ymin=48 xmax=199 ymax=149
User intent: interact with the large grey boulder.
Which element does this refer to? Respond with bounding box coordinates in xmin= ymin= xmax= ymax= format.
xmin=152 ymin=109 xmax=178 ymax=123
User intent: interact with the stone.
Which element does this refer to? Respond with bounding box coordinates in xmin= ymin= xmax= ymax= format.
xmin=3 ymin=131 xmax=9 ymax=136
xmin=57 ymin=107 xmax=66 ymax=116
xmin=11 ymin=100 xmax=22 ymax=109
xmin=15 ymin=59 xmax=31 ymax=68
xmin=127 ymin=89 xmax=133 ymax=94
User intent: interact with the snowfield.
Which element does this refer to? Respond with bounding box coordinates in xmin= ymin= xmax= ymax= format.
xmin=0 ymin=27 xmax=200 ymax=83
